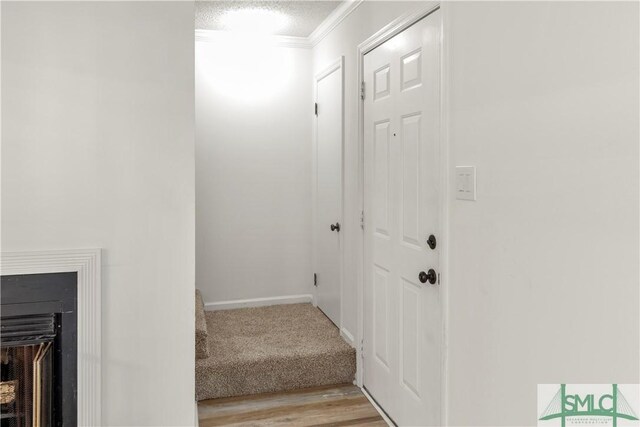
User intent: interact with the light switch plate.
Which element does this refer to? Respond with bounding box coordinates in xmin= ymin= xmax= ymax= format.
xmin=456 ymin=166 xmax=476 ymax=201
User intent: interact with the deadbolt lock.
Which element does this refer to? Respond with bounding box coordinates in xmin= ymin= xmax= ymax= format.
xmin=427 ymin=235 xmax=437 ymax=250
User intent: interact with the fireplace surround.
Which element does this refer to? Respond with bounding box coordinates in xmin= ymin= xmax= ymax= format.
xmin=0 ymin=250 xmax=101 ymax=426
xmin=1 ymin=273 xmax=77 ymax=426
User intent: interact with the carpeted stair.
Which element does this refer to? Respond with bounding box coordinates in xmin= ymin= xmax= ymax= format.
xmin=195 ymin=290 xmax=210 ymax=360
xmin=194 ymin=294 xmax=356 ymax=401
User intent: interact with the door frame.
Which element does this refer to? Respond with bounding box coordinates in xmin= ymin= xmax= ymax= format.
xmin=355 ymin=3 xmax=450 ymax=424
xmin=312 ymin=56 xmax=349 ymax=340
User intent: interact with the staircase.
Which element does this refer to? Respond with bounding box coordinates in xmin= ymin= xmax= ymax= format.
xmin=195 ymin=291 xmax=356 ymax=401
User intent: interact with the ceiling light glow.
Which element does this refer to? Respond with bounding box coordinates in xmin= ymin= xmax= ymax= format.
xmin=222 ymin=8 xmax=289 ymax=35
xmin=196 ymin=32 xmax=294 ymax=105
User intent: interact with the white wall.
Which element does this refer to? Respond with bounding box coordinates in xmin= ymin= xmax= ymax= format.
xmin=1 ymin=2 xmax=196 ymax=426
xmin=314 ymin=1 xmax=639 ymax=425
xmin=196 ymin=36 xmax=313 ymax=305
xmin=445 ymin=2 xmax=639 ymax=425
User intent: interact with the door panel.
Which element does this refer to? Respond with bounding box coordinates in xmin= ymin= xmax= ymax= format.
xmin=363 ymin=9 xmax=442 ymax=426
xmin=401 ymin=113 xmax=421 ymax=247
xmin=401 ymin=49 xmax=422 ymax=90
xmin=374 ymin=65 xmax=391 ymax=100
xmin=401 ymin=278 xmax=420 ymax=398
xmin=374 ymin=120 xmax=391 ymax=237
xmin=373 ymin=265 xmax=390 ymax=368
xmin=315 ymin=61 xmax=343 ymax=326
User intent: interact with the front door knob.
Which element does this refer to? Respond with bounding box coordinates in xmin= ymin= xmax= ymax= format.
xmin=330 ymin=222 xmax=341 ymax=232
xmin=419 ymin=269 xmax=437 ymax=285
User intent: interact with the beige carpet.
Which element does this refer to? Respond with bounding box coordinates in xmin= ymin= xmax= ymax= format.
xmin=195 ymin=303 xmax=356 ymax=401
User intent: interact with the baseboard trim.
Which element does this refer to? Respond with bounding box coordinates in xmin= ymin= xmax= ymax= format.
xmin=340 ymin=327 xmax=355 ymax=346
xmin=204 ymin=294 xmax=314 ymax=311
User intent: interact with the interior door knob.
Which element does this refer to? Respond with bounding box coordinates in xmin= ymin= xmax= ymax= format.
xmin=418 ymin=269 xmax=437 ymax=285
xmin=330 ymin=222 xmax=341 ymax=232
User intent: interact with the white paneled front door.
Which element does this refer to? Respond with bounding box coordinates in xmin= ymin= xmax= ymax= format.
xmin=315 ymin=59 xmax=343 ymax=326
xmin=363 ymin=9 xmax=442 ymax=426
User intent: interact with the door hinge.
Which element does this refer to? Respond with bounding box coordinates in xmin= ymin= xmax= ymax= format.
xmin=360 ymin=81 xmax=365 ymax=100
xmin=314 ymin=102 xmax=318 ymax=116
xmin=314 ymin=273 xmax=318 ymax=287
xmin=360 ymin=210 xmax=365 ymax=230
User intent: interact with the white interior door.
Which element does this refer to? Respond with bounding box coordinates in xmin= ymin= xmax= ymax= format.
xmin=363 ymin=10 xmax=442 ymax=426
xmin=315 ymin=59 xmax=343 ymax=326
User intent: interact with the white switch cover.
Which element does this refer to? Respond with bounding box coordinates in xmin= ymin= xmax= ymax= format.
xmin=456 ymin=166 xmax=476 ymax=201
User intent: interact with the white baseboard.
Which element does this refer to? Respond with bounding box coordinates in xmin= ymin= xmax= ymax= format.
xmin=340 ymin=327 xmax=355 ymax=346
xmin=194 ymin=400 xmax=199 ymax=427
xmin=204 ymin=294 xmax=314 ymax=311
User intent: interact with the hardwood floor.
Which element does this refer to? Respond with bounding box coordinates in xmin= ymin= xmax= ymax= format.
xmin=197 ymin=384 xmax=387 ymax=427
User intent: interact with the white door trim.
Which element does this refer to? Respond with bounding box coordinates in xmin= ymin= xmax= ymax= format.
xmin=355 ymin=3 xmax=450 ymax=424
xmin=315 ymin=57 xmax=344 ymax=82
xmin=1 ymin=248 xmax=102 ymax=426
xmin=313 ymin=56 xmax=349 ymax=342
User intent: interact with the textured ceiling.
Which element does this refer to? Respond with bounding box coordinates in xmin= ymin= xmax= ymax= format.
xmin=195 ymin=1 xmax=343 ymax=37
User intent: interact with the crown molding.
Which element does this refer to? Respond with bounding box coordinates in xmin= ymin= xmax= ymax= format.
xmin=195 ymin=29 xmax=312 ymax=49
xmin=195 ymin=0 xmax=363 ymax=49
xmin=308 ymin=0 xmax=364 ymax=47
xmin=272 ymin=35 xmax=313 ymax=49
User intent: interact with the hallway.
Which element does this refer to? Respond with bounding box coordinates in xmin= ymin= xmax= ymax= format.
xmin=195 ymin=303 xmax=355 ymax=401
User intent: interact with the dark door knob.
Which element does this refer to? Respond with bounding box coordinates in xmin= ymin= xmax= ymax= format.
xmin=330 ymin=222 xmax=341 ymax=232
xmin=418 ymin=269 xmax=437 ymax=284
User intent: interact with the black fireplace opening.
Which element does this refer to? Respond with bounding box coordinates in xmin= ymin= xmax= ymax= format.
xmin=1 ymin=273 xmax=77 ymax=427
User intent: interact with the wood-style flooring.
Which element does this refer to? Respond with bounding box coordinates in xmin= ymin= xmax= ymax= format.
xmin=197 ymin=384 xmax=387 ymax=427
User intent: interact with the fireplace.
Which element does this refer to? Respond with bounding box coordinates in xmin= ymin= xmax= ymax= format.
xmin=1 ymin=341 xmax=54 ymax=426
xmin=0 ymin=273 xmax=77 ymax=427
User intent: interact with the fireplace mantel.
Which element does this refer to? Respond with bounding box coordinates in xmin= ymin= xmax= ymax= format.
xmin=1 ymin=249 xmax=101 ymax=426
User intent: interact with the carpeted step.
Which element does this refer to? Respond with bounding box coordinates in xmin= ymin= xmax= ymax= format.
xmin=195 ymin=289 xmax=210 ymax=359
xmin=195 ymin=303 xmax=356 ymax=401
